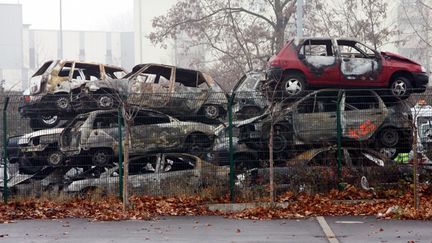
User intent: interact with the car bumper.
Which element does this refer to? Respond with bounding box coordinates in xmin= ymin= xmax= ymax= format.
xmin=413 ymin=72 xmax=429 ymax=92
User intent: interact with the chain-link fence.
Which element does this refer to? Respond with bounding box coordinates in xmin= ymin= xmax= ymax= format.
xmin=1 ymin=87 xmax=432 ymax=203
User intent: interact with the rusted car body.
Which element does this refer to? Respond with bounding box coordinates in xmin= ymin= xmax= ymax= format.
xmin=267 ymin=37 xmax=428 ymax=99
xmin=236 ymin=146 xmax=412 ymax=192
xmin=16 ymin=128 xmax=65 ymax=173
xmin=60 ymin=109 xmax=216 ymax=166
xmin=19 ymin=60 xmax=126 ymax=130
xmin=231 ymin=71 xmax=268 ymax=119
xmin=238 ymin=89 xmax=412 ymax=155
xmin=70 ymin=63 xmax=228 ymax=122
xmin=63 ymin=153 xmax=229 ymax=195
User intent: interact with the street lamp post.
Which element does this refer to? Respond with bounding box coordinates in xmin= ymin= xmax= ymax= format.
xmin=59 ymin=0 xmax=63 ymax=59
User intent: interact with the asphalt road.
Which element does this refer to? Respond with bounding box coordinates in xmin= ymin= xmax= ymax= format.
xmin=0 ymin=216 xmax=431 ymax=243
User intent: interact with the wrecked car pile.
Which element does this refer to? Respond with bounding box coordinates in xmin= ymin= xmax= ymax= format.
xmin=2 ymin=36 xmax=431 ymax=200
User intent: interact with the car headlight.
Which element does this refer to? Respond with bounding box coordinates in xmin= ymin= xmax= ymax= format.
xmin=421 ymin=65 xmax=427 ymax=73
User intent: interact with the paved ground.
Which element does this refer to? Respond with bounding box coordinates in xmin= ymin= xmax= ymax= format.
xmin=0 ymin=216 xmax=431 ymax=243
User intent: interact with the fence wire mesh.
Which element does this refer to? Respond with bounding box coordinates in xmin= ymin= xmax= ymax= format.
xmin=1 ymin=88 xmax=432 ymax=202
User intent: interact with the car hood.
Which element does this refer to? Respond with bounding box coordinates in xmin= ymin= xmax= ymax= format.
xmin=381 ymin=52 xmax=420 ymax=66
xmin=18 ymin=128 xmax=64 ymax=145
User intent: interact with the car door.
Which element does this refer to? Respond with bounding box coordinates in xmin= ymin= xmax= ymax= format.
xmin=130 ymin=111 xmax=182 ymax=155
xmin=292 ymin=90 xmax=341 ymax=143
xmin=342 ymin=90 xmax=388 ymax=141
xmin=297 ymin=39 xmax=341 ymax=85
xmin=169 ymin=69 xmax=209 ymax=114
xmin=127 ymin=65 xmax=173 ymax=109
xmin=337 ymin=40 xmax=383 ymax=86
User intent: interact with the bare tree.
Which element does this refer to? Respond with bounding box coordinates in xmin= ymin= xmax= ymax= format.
xmin=305 ymin=0 xmax=398 ymax=50
xmin=149 ymin=0 xmax=297 ymax=87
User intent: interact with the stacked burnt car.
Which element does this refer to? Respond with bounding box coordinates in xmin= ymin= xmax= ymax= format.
xmin=6 ymin=36 xmax=431 ymax=192
xmin=233 ymin=37 xmax=429 ymax=167
xmin=13 ymin=61 xmax=230 ymax=174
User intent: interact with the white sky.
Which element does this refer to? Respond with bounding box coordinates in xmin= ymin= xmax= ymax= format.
xmin=0 ymin=0 xmax=175 ymax=31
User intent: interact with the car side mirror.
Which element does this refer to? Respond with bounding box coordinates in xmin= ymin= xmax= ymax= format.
xmin=298 ymin=54 xmax=305 ymax=60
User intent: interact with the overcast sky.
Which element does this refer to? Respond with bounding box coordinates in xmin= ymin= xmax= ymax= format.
xmin=0 ymin=0 xmax=176 ymax=31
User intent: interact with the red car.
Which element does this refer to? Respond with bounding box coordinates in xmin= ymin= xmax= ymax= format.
xmin=267 ymin=37 xmax=429 ymax=99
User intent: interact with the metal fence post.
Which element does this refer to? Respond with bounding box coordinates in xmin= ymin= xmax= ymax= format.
xmin=2 ymin=96 xmax=9 ymax=203
xmin=228 ymin=93 xmax=235 ymax=203
xmin=117 ymin=107 xmax=123 ymax=200
xmin=336 ymin=93 xmax=343 ymax=190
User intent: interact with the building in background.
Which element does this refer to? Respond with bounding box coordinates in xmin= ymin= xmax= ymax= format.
xmin=0 ymin=3 xmax=23 ymax=91
xmin=0 ymin=3 xmax=134 ymax=91
xmin=397 ymin=0 xmax=431 ymax=79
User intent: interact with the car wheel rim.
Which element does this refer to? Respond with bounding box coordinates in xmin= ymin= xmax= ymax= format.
xmin=41 ymin=115 xmax=58 ymax=125
xmin=381 ymin=129 xmax=398 ymax=147
xmin=99 ymin=96 xmax=114 ymax=108
xmin=93 ymin=152 xmax=108 ymax=166
xmin=56 ymin=97 xmax=69 ymax=110
xmin=379 ymin=148 xmax=397 ymax=159
xmin=392 ymin=80 xmax=407 ymax=96
xmin=284 ymin=78 xmax=302 ymax=95
xmin=204 ymin=105 xmax=219 ymax=119
xmin=48 ymin=152 xmax=62 ymax=166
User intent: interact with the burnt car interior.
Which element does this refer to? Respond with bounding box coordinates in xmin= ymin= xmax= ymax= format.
xmin=299 ymin=39 xmax=335 ymax=57
xmin=337 ymin=40 xmax=376 ymax=59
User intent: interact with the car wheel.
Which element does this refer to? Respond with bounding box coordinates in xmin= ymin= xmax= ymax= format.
xmin=91 ymin=149 xmax=113 ymax=167
xmin=272 ymin=125 xmax=290 ymax=153
xmin=54 ymin=94 xmax=70 ymax=111
xmin=30 ymin=115 xmax=60 ymax=130
xmin=379 ymin=147 xmax=398 ymax=160
xmin=46 ymin=150 xmax=64 ymax=167
xmin=281 ymin=74 xmax=306 ymax=97
xmin=96 ymin=94 xmax=116 ymax=109
xmin=18 ymin=157 xmax=43 ymax=174
xmin=187 ymin=134 xmax=211 ymax=158
xmin=378 ymin=128 xmax=399 ymax=148
xmin=203 ymin=105 xmax=220 ymax=120
xmin=390 ymin=77 xmax=412 ymax=99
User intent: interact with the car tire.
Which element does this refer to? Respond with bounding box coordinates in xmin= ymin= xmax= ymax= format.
xmin=272 ymin=125 xmax=291 ymax=153
xmin=281 ymin=73 xmax=306 ymax=98
xmin=30 ymin=115 xmax=61 ymax=130
xmin=46 ymin=150 xmax=64 ymax=167
xmin=91 ymin=149 xmax=113 ymax=167
xmin=378 ymin=127 xmax=399 ymax=148
xmin=389 ymin=76 xmax=412 ymax=99
xmin=202 ymin=105 xmax=220 ymax=120
xmin=186 ymin=134 xmax=211 ymax=158
xmin=96 ymin=93 xmax=116 ymax=109
xmin=378 ymin=147 xmax=398 ymax=160
xmin=53 ymin=94 xmax=71 ymax=111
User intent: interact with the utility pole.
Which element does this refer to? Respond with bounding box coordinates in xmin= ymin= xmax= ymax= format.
xmin=296 ymin=0 xmax=304 ymax=37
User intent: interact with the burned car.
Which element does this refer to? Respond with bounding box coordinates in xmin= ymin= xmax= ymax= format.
xmin=16 ymin=128 xmax=65 ymax=174
xmin=206 ymin=124 xmax=260 ymax=172
xmin=19 ymin=60 xmax=126 ymax=130
xmin=236 ymin=146 xmax=412 ymax=192
xmin=63 ymin=153 xmax=228 ymax=196
xmin=239 ymin=89 xmax=412 ymax=157
xmin=60 ymin=109 xmax=217 ymax=166
xmin=267 ymin=37 xmax=428 ymax=99
xmin=71 ymin=63 xmax=228 ymax=122
xmin=231 ymin=71 xmax=268 ymax=119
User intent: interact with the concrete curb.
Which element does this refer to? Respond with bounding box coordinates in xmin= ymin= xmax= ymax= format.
xmin=206 ymin=202 xmax=290 ymax=213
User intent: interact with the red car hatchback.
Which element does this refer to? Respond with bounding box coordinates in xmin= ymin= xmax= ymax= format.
xmin=267 ymin=37 xmax=429 ymax=99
